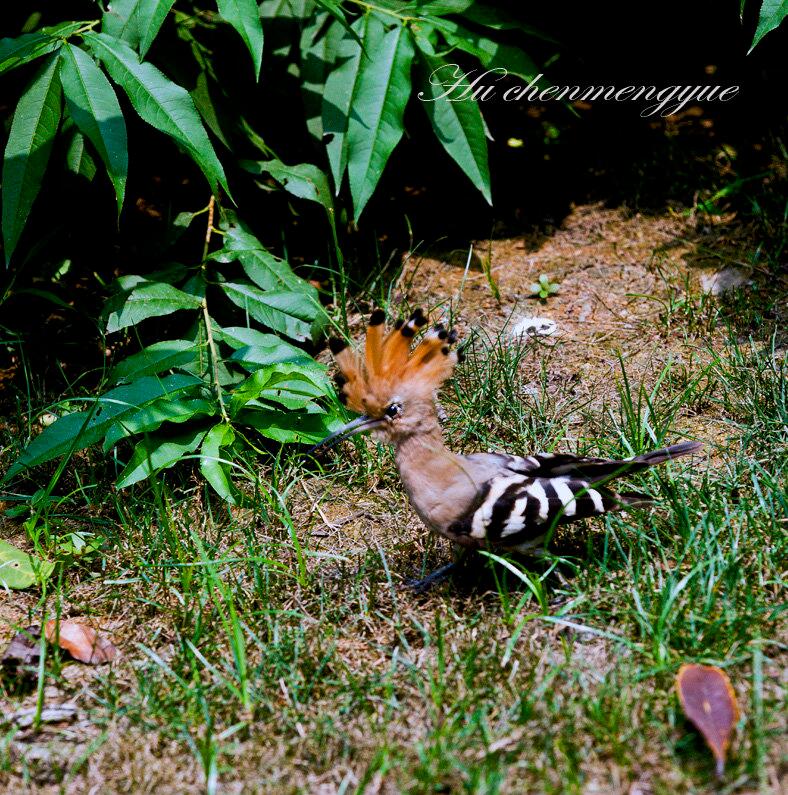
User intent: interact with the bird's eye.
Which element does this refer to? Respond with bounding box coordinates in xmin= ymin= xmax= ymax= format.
xmin=384 ymin=402 xmax=402 ymax=418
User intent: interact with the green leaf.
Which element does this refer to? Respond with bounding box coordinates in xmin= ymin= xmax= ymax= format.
xmin=59 ymin=44 xmax=127 ymax=216
xmin=102 ymin=0 xmax=176 ymax=58
xmin=1 ymin=55 xmax=62 ymax=265
xmin=0 ymin=23 xmax=87 ymax=75
xmin=13 ymin=287 xmax=74 ymax=311
xmin=750 ymin=0 xmax=788 ymax=51
xmin=312 ymin=0 xmax=360 ymax=44
xmin=211 ymin=225 xmax=317 ymax=294
xmin=84 ymin=32 xmax=230 ymax=196
xmin=241 ymin=409 xmax=342 ymax=444
xmin=230 ymin=347 xmax=317 ymax=373
xmin=245 ymin=159 xmax=334 ymax=215
xmin=429 ymin=17 xmax=542 ymax=83
xmin=116 ymin=427 xmax=208 ymax=488
xmin=216 ymin=324 xmax=317 ymax=370
xmin=110 ymin=339 xmax=202 ymax=383
xmin=106 ymin=281 xmax=204 ymax=333
xmin=217 ymin=325 xmax=301 ymax=351
xmin=220 ymin=281 xmax=321 ymax=341
xmin=0 ymin=539 xmax=53 ymax=589
xmin=345 ymin=17 xmax=414 ymax=220
xmin=229 ymin=344 xmax=316 ymax=372
xmin=216 ymin=0 xmax=264 ymax=80
xmin=414 ymin=0 xmax=474 ymax=13
xmin=200 ymin=423 xmax=241 ymax=503
xmin=0 ymin=32 xmax=62 ymax=76
xmin=460 ymin=6 xmax=556 ymax=42
xmin=103 ymin=397 xmax=214 ymax=450
xmin=415 ymin=45 xmax=491 ymax=204
xmin=322 ymin=17 xmax=366 ymax=193
xmin=301 ymin=15 xmax=346 ymax=141
xmin=260 ymin=0 xmax=313 ymax=20
xmin=6 ymin=374 xmax=201 ymax=477
xmin=191 ymin=71 xmax=232 ymax=150
xmin=230 ymin=364 xmax=329 ymax=414
xmin=6 ymin=413 xmax=94 ymax=478
xmin=65 ymin=129 xmax=98 ymax=180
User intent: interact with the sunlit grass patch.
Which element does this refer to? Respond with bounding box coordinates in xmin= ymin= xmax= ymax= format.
xmin=1 ymin=249 xmax=785 ymax=795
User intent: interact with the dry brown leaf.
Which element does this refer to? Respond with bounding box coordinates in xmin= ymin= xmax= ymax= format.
xmin=44 ymin=620 xmax=117 ymax=665
xmin=676 ymin=663 xmax=740 ymax=777
xmin=1 ymin=625 xmax=41 ymax=667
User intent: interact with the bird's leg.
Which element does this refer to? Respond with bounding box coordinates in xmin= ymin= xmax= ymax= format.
xmin=406 ymin=548 xmax=471 ymax=593
xmin=406 ymin=561 xmax=458 ymax=593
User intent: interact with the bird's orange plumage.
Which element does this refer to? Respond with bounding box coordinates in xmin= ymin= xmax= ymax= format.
xmin=331 ymin=308 xmax=459 ymax=416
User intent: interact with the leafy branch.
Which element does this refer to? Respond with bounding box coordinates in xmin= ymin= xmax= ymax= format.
xmin=0 ymin=0 xmax=555 ymax=499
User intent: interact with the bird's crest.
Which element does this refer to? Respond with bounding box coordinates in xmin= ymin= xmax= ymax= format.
xmin=329 ymin=308 xmax=460 ymax=415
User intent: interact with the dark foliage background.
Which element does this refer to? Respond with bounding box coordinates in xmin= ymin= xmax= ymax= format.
xmin=0 ymin=0 xmax=784 ymax=493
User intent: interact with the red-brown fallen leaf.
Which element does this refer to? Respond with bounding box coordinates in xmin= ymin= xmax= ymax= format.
xmin=676 ymin=663 xmax=740 ymax=777
xmin=44 ymin=620 xmax=117 ymax=665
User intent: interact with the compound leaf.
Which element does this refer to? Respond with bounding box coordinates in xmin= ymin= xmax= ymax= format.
xmin=7 ymin=374 xmax=202 ymax=477
xmin=85 ymin=32 xmax=229 ymax=196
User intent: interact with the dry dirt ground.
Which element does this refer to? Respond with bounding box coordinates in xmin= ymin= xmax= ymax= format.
xmin=1 ymin=202 xmax=785 ymax=794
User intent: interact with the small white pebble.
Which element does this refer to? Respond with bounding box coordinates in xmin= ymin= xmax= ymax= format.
xmin=510 ymin=316 xmax=558 ymax=338
xmin=700 ymin=266 xmax=752 ymax=295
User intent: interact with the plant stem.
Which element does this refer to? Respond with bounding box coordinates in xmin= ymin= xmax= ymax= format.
xmin=71 ymin=20 xmax=100 ymax=39
xmin=202 ymin=302 xmax=228 ymax=423
xmin=344 ymin=0 xmax=415 ymax=22
xmin=202 ymin=195 xmax=216 ymax=262
xmin=200 ymin=197 xmax=229 ymax=423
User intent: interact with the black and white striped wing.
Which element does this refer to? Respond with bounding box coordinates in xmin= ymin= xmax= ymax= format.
xmin=465 ymin=451 xmax=634 ymax=481
xmin=501 ymin=442 xmax=702 ymax=482
xmin=449 ymin=473 xmax=618 ymax=551
xmin=502 ymin=452 xmax=628 ymax=480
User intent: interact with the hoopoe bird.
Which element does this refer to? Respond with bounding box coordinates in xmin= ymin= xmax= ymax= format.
xmin=314 ymin=308 xmax=703 ymax=589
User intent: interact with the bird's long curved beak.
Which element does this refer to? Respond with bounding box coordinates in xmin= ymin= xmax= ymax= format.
xmin=307 ymin=415 xmax=383 ymax=455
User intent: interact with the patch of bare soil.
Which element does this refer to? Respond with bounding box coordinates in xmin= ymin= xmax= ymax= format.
xmin=392 ymin=204 xmax=773 ymax=453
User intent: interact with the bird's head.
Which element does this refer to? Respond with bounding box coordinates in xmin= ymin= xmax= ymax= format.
xmin=312 ymin=308 xmax=460 ymax=449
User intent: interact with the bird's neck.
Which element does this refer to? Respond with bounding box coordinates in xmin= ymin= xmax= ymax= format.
xmin=393 ymin=427 xmax=478 ymax=533
xmin=394 ymin=425 xmax=451 ymax=467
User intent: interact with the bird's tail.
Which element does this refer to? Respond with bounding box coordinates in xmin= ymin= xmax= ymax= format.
xmin=615 ymin=490 xmax=655 ymax=508
xmin=629 ymin=440 xmax=704 ymax=466
xmin=525 ymin=441 xmax=703 ymax=483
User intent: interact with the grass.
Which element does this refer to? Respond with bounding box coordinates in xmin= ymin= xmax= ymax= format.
xmin=1 ymin=227 xmax=786 ymax=794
